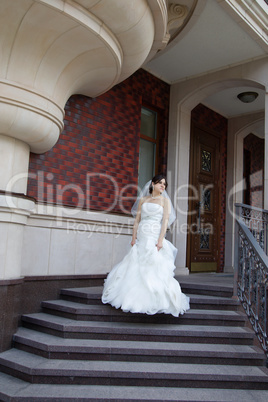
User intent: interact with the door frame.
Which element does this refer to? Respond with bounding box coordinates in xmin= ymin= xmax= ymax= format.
xmin=186 ymin=122 xmax=222 ymax=273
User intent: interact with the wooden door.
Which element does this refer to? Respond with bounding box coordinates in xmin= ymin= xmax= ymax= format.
xmin=187 ymin=125 xmax=221 ymax=272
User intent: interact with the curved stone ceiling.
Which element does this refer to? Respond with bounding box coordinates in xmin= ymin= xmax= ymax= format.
xmin=0 ymin=0 xmax=168 ymax=152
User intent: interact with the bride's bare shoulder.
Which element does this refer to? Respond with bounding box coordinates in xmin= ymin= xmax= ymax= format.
xmin=141 ymin=196 xmax=151 ymax=204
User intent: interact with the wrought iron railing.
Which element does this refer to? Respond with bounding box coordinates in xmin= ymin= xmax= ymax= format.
xmin=234 ymin=204 xmax=268 ymax=361
xmin=236 ymin=203 xmax=268 ymax=255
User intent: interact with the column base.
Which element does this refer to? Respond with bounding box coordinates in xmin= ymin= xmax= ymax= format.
xmin=224 ymin=265 xmax=234 ymax=273
xmin=0 ymin=193 xmax=35 ymax=279
xmin=174 ymin=267 xmax=190 ymax=275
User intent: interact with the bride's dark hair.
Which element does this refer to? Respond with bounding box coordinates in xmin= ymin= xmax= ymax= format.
xmin=149 ymin=174 xmax=168 ymax=194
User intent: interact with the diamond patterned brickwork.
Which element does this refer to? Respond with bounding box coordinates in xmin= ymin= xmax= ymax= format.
xmin=244 ymin=133 xmax=264 ymax=208
xmin=27 ymin=69 xmax=170 ymax=215
xmin=191 ymin=104 xmax=228 ymax=272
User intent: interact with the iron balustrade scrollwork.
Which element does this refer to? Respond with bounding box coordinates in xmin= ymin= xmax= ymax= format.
xmin=236 ymin=203 xmax=268 ymax=255
xmin=234 ymin=204 xmax=268 ymax=361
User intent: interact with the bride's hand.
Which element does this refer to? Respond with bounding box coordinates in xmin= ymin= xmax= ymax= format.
xmin=131 ymin=239 xmax=136 ymax=247
xmin=156 ymin=241 xmax=163 ymax=251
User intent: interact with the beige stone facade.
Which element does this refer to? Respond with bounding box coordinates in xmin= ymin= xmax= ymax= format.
xmin=0 ymin=0 xmax=267 ymax=280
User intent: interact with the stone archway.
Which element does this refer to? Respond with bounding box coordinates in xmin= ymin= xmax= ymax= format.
xmin=224 ymin=115 xmax=265 ymax=272
xmin=167 ymin=60 xmax=267 ymax=274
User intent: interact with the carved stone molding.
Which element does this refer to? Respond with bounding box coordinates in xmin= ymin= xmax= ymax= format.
xmin=167 ymin=3 xmax=189 ymax=36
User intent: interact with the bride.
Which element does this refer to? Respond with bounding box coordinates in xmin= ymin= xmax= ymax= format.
xmin=101 ymin=174 xmax=190 ymax=317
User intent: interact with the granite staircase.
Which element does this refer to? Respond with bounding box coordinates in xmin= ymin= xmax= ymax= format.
xmin=0 ymin=280 xmax=268 ymax=401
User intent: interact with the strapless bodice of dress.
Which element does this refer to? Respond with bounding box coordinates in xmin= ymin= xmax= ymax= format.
xmin=137 ymin=203 xmax=163 ymax=244
xmin=140 ymin=202 xmax=163 ymax=220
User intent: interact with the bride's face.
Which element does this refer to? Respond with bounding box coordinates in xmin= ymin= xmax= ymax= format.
xmin=153 ymin=179 xmax=166 ymax=194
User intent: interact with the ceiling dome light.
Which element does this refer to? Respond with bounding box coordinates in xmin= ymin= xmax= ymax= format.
xmin=237 ymin=91 xmax=259 ymax=103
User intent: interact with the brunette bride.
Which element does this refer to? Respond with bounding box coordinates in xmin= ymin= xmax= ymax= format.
xmin=101 ymin=174 xmax=190 ymax=317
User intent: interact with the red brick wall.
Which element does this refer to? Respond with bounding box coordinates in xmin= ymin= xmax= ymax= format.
xmin=27 ymin=69 xmax=170 ymax=214
xmin=244 ymin=133 xmax=264 ymax=208
xmin=191 ymin=104 xmax=228 ymax=272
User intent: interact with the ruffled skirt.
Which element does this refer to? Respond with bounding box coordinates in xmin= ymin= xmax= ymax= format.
xmin=101 ymin=219 xmax=190 ymax=317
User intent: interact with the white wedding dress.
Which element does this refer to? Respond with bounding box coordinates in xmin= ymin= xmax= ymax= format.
xmin=102 ymin=202 xmax=190 ymax=317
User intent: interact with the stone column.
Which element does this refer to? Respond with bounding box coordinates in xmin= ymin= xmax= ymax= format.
xmin=0 ymin=84 xmax=62 ymax=280
xmin=167 ymin=95 xmax=191 ymax=275
xmin=0 ymin=135 xmax=30 ymax=194
xmin=0 ymin=134 xmax=32 ymax=279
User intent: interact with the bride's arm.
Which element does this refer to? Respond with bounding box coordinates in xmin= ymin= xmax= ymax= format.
xmin=156 ymin=198 xmax=170 ymax=251
xmin=131 ymin=199 xmax=143 ymax=246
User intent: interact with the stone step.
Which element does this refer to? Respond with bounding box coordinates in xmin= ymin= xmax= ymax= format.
xmin=60 ymin=287 xmax=241 ymax=311
xmin=0 ymin=349 xmax=268 ymax=389
xmin=41 ymin=299 xmax=248 ymax=326
xmin=177 ymin=280 xmax=233 ymax=298
xmin=13 ymin=328 xmax=265 ymax=366
xmin=1 ymin=372 xmax=268 ymax=402
xmin=21 ymin=313 xmax=255 ymax=344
